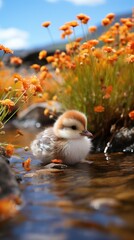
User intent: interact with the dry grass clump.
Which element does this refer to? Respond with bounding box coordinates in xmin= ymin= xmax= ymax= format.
xmin=40 ymin=11 xmax=134 ymax=136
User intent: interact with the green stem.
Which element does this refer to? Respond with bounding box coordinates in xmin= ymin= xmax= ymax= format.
xmin=47 ymin=27 xmax=55 ymax=47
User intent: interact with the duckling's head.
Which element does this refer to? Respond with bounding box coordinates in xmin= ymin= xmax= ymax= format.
xmin=53 ymin=110 xmax=92 ymax=139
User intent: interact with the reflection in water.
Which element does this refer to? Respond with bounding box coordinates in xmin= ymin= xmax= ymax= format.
xmin=0 ymin=130 xmax=134 ymax=240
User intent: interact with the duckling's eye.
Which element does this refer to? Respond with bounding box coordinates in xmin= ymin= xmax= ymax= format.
xmin=71 ymin=125 xmax=77 ymax=130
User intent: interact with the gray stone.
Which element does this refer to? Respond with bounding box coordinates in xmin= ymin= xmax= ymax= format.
xmin=0 ymin=156 xmax=20 ymax=199
xmin=12 ymin=102 xmax=63 ymax=129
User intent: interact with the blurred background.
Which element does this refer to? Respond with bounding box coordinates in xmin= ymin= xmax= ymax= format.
xmin=0 ymin=0 xmax=133 ymax=51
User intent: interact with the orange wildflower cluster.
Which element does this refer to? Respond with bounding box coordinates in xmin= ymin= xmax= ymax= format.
xmin=76 ymin=13 xmax=90 ymax=24
xmin=0 ymin=10 xmax=134 ymax=139
xmin=0 ymin=99 xmax=15 ymax=111
xmin=101 ymin=13 xmax=115 ymax=26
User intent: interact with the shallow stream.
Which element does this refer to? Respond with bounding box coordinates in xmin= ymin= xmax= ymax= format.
xmin=0 ymin=129 xmax=134 ymax=240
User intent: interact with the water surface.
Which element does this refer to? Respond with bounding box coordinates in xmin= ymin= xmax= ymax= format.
xmin=0 ymin=129 xmax=134 ymax=240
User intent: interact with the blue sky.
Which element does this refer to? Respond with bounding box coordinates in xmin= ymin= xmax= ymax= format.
xmin=0 ymin=0 xmax=133 ymax=50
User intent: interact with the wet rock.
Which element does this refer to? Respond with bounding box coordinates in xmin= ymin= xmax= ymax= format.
xmin=0 ymin=146 xmax=8 ymax=159
xmin=93 ymin=126 xmax=134 ymax=153
xmin=108 ymin=127 xmax=134 ymax=153
xmin=0 ymin=156 xmax=21 ymax=199
xmin=45 ymin=162 xmax=68 ymax=169
xmin=12 ymin=101 xmax=63 ymax=129
xmin=0 ymin=156 xmax=22 ymax=220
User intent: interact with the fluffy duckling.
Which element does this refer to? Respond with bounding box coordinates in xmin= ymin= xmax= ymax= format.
xmin=30 ymin=110 xmax=93 ymax=165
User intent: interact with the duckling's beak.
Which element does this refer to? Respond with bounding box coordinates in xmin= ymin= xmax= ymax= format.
xmin=80 ymin=130 xmax=93 ymax=138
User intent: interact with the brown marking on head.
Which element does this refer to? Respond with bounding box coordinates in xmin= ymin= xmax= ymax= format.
xmin=56 ymin=110 xmax=87 ymax=129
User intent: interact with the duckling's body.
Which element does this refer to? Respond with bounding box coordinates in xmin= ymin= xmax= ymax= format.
xmin=31 ymin=110 xmax=92 ymax=165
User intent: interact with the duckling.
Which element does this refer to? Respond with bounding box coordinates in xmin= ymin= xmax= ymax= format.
xmin=31 ymin=110 xmax=93 ymax=165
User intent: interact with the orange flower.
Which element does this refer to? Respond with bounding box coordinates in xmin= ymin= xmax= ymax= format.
xmin=46 ymin=56 xmax=55 ymax=63
xmin=39 ymin=50 xmax=47 ymax=60
xmin=0 ymin=44 xmax=13 ymax=54
xmin=114 ymin=22 xmax=120 ymax=28
xmin=67 ymin=20 xmax=79 ymax=28
xmin=40 ymin=66 xmax=48 ymax=72
xmin=107 ymin=54 xmax=118 ymax=63
xmin=59 ymin=24 xmax=70 ymax=31
xmin=10 ymin=56 xmax=23 ymax=65
xmin=125 ymin=20 xmax=133 ymax=28
xmin=127 ymin=41 xmax=134 ymax=52
xmin=128 ymin=110 xmax=134 ymax=120
xmin=93 ymin=49 xmax=103 ymax=59
xmin=106 ymin=13 xmax=115 ymax=20
xmin=34 ymin=84 xmax=43 ymax=93
xmin=116 ymin=48 xmax=124 ymax=56
xmin=76 ymin=13 xmax=90 ymax=24
xmin=0 ymin=99 xmax=15 ymax=111
xmin=30 ymin=75 xmax=39 ymax=85
xmin=76 ymin=13 xmax=86 ymax=20
xmin=82 ymin=16 xmax=90 ymax=24
xmin=103 ymin=38 xmax=114 ymax=44
xmin=65 ymin=29 xmax=73 ymax=36
xmin=30 ymin=64 xmax=40 ymax=71
xmin=94 ymin=105 xmax=105 ymax=113
xmin=13 ymin=73 xmax=23 ymax=82
xmin=103 ymin=46 xmax=116 ymax=53
xmin=120 ymin=18 xmax=128 ymax=24
xmin=75 ymin=37 xmax=83 ymax=42
xmin=0 ymin=44 xmax=5 ymax=51
xmin=88 ymin=39 xmax=99 ymax=47
xmin=101 ymin=18 xmax=110 ymax=26
xmin=22 ymin=158 xmax=31 ymax=171
xmin=0 ymin=197 xmax=18 ymax=220
xmin=5 ymin=144 xmax=14 ymax=157
xmin=21 ymin=79 xmax=29 ymax=90
xmin=88 ymin=26 xmax=97 ymax=33
xmin=81 ymin=39 xmax=99 ymax=50
xmin=66 ymin=42 xmax=80 ymax=53
xmin=42 ymin=21 xmax=51 ymax=27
